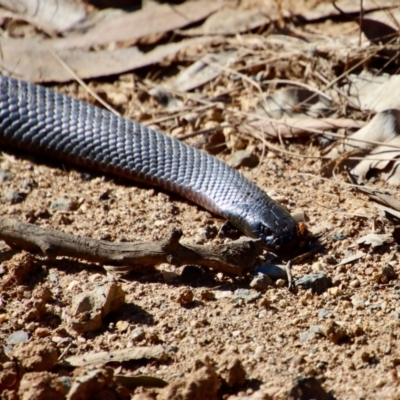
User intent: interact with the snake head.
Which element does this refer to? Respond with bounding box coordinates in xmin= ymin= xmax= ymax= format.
xmin=254 ymin=221 xmax=308 ymax=257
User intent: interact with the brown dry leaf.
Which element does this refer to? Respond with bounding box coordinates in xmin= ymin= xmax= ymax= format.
xmin=0 ymin=0 xmax=86 ymax=33
xmin=324 ymin=110 xmax=400 ymax=184
xmin=165 ymin=51 xmax=238 ymax=92
xmin=346 ymin=73 xmax=400 ymax=112
xmin=252 ymin=118 xmax=365 ymax=139
xmin=52 ymin=0 xmax=223 ymax=51
xmin=182 ymin=7 xmax=272 ymax=36
xmin=63 ymin=346 xmax=168 ymax=367
xmin=360 ymin=8 xmax=400 ymax=44
xmin=352 ymin=136 xmax=400 ymax=185
xmin=302 ymin=0 xmax=399 ymax=21
xmin=324 ymin=109 xmax=400 ymax=158
xmin=257 ymin=88 xmax=333 ymax=119
xmin=0 ymin=36 xmax=214 ymax=83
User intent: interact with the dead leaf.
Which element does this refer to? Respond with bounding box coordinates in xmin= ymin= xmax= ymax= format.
xmin=52 ymin=0 xmax=223 ymax=51
xmin=0 ymin=0 xmax=86 ymax=33
xmin=182 ymin=8 xmax=273 ymax=36
xmin=0 ymin=36 xmax=214 ymax=83
xmin=302 ymin=0 xmax=399 ymax=22
xmin=324 ymin=109 xmax=400 ymax=158
xmin=165 ymin=51 xmax=238 ymax=92
xmin=252 ymin=117 xmax=365 ymax=138
xmin=63 ymin=346 xmax=168 ymax=367
xmin=338 ymin=250 xmax=365 ymax=266
xmin=351 ymin=136 xmax=400 ymax=185
xmin=346 ymin=73 xmax=400 ymax=112
xmin=360 ymin=8 xmax=400 ymax=44
xmin=356 ymin=233 xmax=392 ymax=248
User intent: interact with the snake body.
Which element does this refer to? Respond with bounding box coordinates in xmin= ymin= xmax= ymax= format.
xmin=0 ymin=76 xmax=301 ymax=254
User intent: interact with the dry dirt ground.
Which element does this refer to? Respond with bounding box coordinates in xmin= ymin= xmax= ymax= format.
xmin=1 ymin=1 xmax=400 ymax=399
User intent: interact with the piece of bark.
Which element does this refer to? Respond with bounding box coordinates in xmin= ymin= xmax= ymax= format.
xmin=0 ymin=217 xmax=263 ymax=275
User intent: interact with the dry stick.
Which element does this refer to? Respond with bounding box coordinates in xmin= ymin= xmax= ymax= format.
xmin=0 ymin=217 xmax=263 ymax=276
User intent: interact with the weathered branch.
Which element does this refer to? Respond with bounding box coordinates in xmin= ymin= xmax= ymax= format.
xmin=0 ymin=217 xmax=263 ymax=275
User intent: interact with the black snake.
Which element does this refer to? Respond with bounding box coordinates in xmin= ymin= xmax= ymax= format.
xmin=0 ymin=76 xmax=303 ymax=255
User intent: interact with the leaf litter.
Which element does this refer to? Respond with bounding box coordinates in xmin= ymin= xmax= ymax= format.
xmin=2 ymin=0 xmax=400 ymax=399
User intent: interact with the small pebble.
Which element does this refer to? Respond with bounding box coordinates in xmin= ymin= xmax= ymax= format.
xmin=382 ymin=264 xmax=397 ymax=280
xmin=6 ymin=330 xmax=29 ymax=345
xmin=350 ymin=279 xmax=360 ymax=288
xmin=276 ymin=279 xmax=286 ymax=287
xmin=116 ymin=320 xmax=130 ymax=332
xmin=249 ymin=273 xmax=273 ymax=291
xmin=232 ymin=289 xmax=260 ymax=304
xmin=131 ymin=327 xmax=145 ymax=341
xmin=50 ymin=198 xmax=77 ymax=211
xmin=327 ymin=287 xmax=342 ymax=297
xmin=174 ymin=288 xmax=194 ymax=305
xmin=295 ymin=274 xmax=333 ymax=294
xmin=254 ymin=265 xmax=287 ymax=280
xmin=318 ymin=309 xmax=332 ymax=318
xmin=5 ymin=191 xmax=26 ymax=204
xmin=0 ymin=169 xmax=13 ymax=182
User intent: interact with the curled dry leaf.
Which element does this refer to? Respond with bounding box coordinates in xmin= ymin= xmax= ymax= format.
xmin=322 ymin=109 xmax=400 ymax=184
xmin=257 ymin=88 xmax=333 ymax=119
xmin=0 ymin=0 xmax=86 ymax=33
xmin=345 ymin=73 xmax=400 ymax=112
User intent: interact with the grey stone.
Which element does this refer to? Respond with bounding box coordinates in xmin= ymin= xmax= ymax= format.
xmin=294 ymin=274 xmax=333 ymax=294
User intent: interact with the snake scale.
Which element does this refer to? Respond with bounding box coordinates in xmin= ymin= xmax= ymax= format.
xmin=0 ymin=75 xmax=303 ymax=255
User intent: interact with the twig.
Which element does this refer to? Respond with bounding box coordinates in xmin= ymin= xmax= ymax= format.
xmin=0 ymin=218 xmax=263 ymax=276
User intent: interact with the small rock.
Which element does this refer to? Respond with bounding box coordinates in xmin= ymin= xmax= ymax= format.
xmin=131 ymin=327 xmax=145 ymax=341
xmin=50 ymin=198 xmax=77 ymax=212
xmin=254 ymin=345 xmax=264 ymax=359
xmin=254 ymin=264 xmax=287 ymax=280
xmin=249 ymin=273 xmax=273 ymax=291
xmin=390 ymin=311 xmax=400 ymax=319
xmin=68 ymin=283 xmax=125 ymax=333
xmin=227 ymin=147 xmax=259 ymax=169
xmin=174 ymin=288 xmax=194 ymax=305
xmin=276 ymin=279 xmax=286 ymax=287
xmin=116 ymin=320 xmax=130 ymax=332
xmin=0 ymin=169 xmax=13 ymax=182
xmin=327 ymin=287 xmax=342 ymax=297
xmin=329 ymin=232 xmax=346 ymax=241
xmin=5 ymin=190 xmax=26 ymax=204
xmin=200 ymin=289 xmax=215 ymax=301
xmin=6 ymin=330 xmax=29 ymax=345
xmin=158 ymin=365 xmax=220 ymax=400
xmin=13 ymin=341 xmax=58 ymax=371
xmin=311 ymin=262 xmax=325 ymax=273
xmin=382 ymin=264 xmax=397 ymax=280
xmin=294 ymin=274 xmax=333 ymax=294
xmin=35 ymin=328 xmax=51 ymax=338
xmin=324 ymin=255 xmax=337 ymax=265
xmin=351 ymin=295 xmax=365 ymax=309
xmin=67 ymin=366 xmax=120 ymax=400
xmin=321 ymin=321 xmax=348 ymax=344
xmin=318 ymin=309 xmax=332 ymax=318
xmin=18 ymin=371 xmax=68 ymax=400
xmin=232 ymin=289 xmax=260 ymax=304
xmin=299 ymin=330 xmax=315 ymax=342
xmin=162 ymin=270 xmax=179 ymax=282
xmin=216 ymin=351 xmax=246 ymax=388
xmin=310 ymin=325 xmax=324 ymax=335
xmin=350 ymin=279 xmax=360 ymax=288
xmin=288 ymin=376 xmax=334 ymax=400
